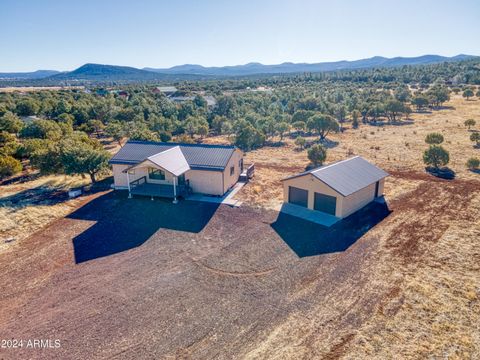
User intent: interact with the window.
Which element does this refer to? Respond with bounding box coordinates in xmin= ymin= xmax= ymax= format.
xmin=230 ymin=166 xmax=235 ymax=176
xmin=239 ymin=159 xmax=244 ymax=171
xmin=148 ymin=168 xmax=165 ymax=180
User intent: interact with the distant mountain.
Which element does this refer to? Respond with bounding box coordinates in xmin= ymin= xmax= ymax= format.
xmin=50 ymin=63 xmax=164 ymax=81
xmin=0 ymin=70 xmax=60 ymax=80
xmin=0 ymin=54 xmax=476 ymax=84
xmin=145 ymin=54 xmax=477 ymax=76
xmin=47 ymin=63 xmax=208 ymax=82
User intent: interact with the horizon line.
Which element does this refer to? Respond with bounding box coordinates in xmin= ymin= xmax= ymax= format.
xmin=0 ymin=53 xmax=476 ymax=73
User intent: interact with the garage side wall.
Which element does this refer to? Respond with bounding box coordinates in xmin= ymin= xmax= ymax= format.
xmin=378 ymin=178 xmax=385 ymax=196
xmin=341 ymin=182 xmax=377 ymax=218
xmin=283 ymin=175 xmax=343 ymax=217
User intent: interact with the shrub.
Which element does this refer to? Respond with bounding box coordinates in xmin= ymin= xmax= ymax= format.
xmin=462 ymin=88 xmax=474 ymax=100
xmin=294 ymin=136 xmax=306 ymax=149
xmin=307 ymin=144 xmax=327 ymax=166
xmin=423 ymin=145 xmax=449 ymax=168
xmin=425 ymin=132 xmax=444 ymax=145
xmin=0 ymin=111 xmax=23 ymax=134
xmin=0 ymin=155 xmax=22 ymax=179
xmin=470 ymin=132 xmax=480 ymax=146
xmin=464 ymin=119 xmax=476 ymax=129
xmin=466 ymin=157 xmax=480 ymax=170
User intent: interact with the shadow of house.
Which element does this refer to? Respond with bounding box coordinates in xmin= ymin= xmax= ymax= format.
xmin=69 ymin=191 xmax=219 ymax=263
xmin=271 ymin=201 xmax=391 ymax=258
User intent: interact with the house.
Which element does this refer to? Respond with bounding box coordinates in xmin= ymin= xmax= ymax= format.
xmin=118 ymin=90 xmax=129 ymax=99
xmin=95 ymin=88 xmax=110 ymax=96
xmin=281 ymin=156 xmax=388 ymax=219
xmin=204 ymin=95 xmax=217 ymax=107
xmin=109 ymin=140 xmax=244 ymax=202
xmin=168 ymin=96 xmax=195 ymax=103
xmin=152 ymin=86 xmax=178 ymax=96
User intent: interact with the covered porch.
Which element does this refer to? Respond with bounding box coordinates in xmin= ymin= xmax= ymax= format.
xmin=129 ymin=176 xmax=189 ymax=199
xmin=124 ymin=146 xmax=190 ymax=203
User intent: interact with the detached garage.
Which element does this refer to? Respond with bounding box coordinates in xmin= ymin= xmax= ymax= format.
xmin=282 ymin=156 xmax=388 ymax=219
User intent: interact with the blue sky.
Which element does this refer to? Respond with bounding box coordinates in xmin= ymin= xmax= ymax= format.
xmin=1 ymin=0 xmax=479 ymax=72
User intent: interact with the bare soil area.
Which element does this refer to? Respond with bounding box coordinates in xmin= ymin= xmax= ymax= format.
xmin=233 ymin=95 xmax=480 ymax=209
xmin=0 ymin=96 xmax=479 ymax=359
xmin=0 ymin=170 xmax=479 ymax=359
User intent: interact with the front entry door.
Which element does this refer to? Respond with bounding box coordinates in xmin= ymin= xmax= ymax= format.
xmin=178 ymin=174 xmax=186 ymax=185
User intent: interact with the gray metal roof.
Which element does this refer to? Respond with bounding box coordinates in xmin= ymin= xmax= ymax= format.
xmin=109 ymin=140 xmax=237 ymax=171
xmin=155 ymin=86 xmax=177 ymax=93
xmin=126 ymin=146 xmax=190 ymax=176
xmin=282 ymin=156 xmax=388 ymax=197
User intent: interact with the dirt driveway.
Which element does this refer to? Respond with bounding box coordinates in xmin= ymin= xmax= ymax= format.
xmin=0 ymin=189 xmax=390 ymax=359
xmin=0 ymin=172 xmax=478 ymax=359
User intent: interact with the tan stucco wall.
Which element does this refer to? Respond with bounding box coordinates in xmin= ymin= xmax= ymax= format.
xmin=283 ymin=174 xmax=343 ymax=217
xmin=113 ymin=164 xmax=224 ymax=195
xmin=112 ymin=164 xmax=176 ymax=188
xmin=283 ymin=175 xmax=386 ymax=218
xmin=112 ymin=164 xmax=148 ymax=188
xmin=186 ymin=170 xmax=224 ymax=195
xmin=112 ymin=148 xmax=243 ymax=196
xmin=222 ymin=149 xmax=243 ymax=193
xmin=342 ymin=182 xmax=374 ymax=218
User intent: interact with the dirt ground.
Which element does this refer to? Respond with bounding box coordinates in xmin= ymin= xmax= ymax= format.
xmin=214 ymin=95 xmax=480 ymax=209
xmin=0 ymin=95 xmax=479 ymax=359
xmin=0 ymin=168 xmax=479 ymax=359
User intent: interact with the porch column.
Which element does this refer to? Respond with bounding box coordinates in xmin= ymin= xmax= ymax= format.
xmin=126 ymin=171 xmax=132 ymax=198
xmin=172 ymin=176 xmax=178 ymax=204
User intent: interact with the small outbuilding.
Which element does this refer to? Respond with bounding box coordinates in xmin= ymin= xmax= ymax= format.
xmin=282 ymin=156 xmax=388 ymax=219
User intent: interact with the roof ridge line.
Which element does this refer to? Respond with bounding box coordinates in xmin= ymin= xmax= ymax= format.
xmin=126 ymin=140 xmax=236 ymax=149
xmin=311 ymin=156 xmax=360 ymax=174
xmin=147 ymin=145 xmax=180 ymax=159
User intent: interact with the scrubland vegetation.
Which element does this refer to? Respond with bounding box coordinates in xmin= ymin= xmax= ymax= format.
xmin=1 ymin=58 xmax=479 ymax=183
xmin=1 ymin=59 xmax=480 ymax=359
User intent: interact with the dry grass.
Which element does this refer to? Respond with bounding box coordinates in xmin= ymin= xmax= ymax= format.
xmin=0 ymin=95 xmax=478 ymax=358
xmin=236 ymin=176 xmax=480 ymax=359
xmin=346 ymin=189 xmax=480 ymax=359
xmin=230 ymin=96 xmax=480 ymax=358
xmin=234 ymin=95 xmax=480 ymax=208
xmin=0 ymin=174 xmax=89 ymax=253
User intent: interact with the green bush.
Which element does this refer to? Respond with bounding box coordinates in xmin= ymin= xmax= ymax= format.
xmin=425 ymin=132 xmax=444 ymax=145
xmin=423 ymin=145 xmax=449 ymax=168
xmin=294 ymin=136 xmax=306 ymax=149
xmin=466 ymin=157 xmax=480 ymax=170
xmin=470 ymin=132 xmax=480 ymax=146
xmin=0 ymin=155 xmax=22 ymax=179
xmin=308 ymin=144 xmax=327 ymax=166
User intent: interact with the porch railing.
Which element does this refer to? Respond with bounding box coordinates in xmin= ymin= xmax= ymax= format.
xmin=129 ymin=176 xmax=146 ymax=188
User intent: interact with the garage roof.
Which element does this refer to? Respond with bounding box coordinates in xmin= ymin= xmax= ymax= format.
xmin=282 ymin=156 xmax=388 ymax=197
xmin=109 ymin=140 xmax=237 ymax=171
